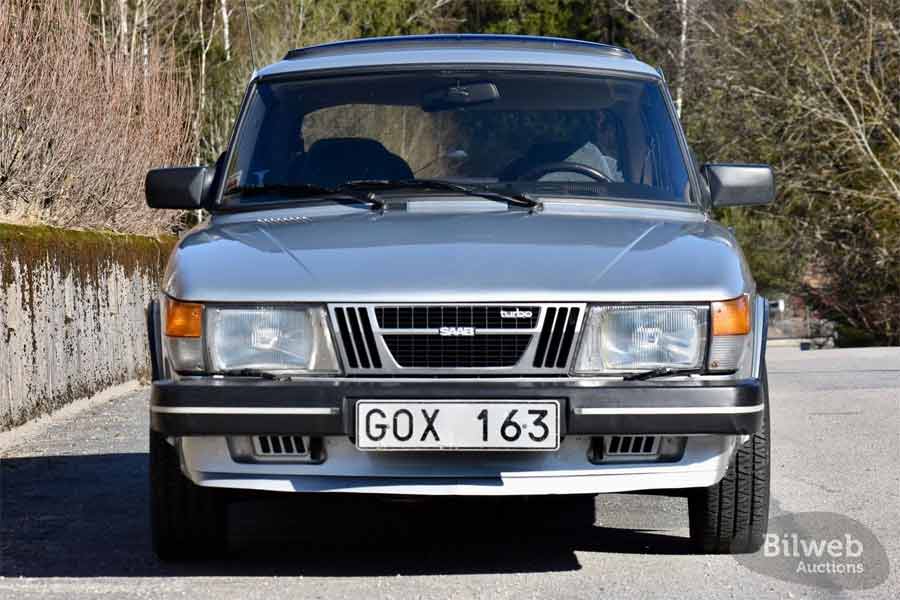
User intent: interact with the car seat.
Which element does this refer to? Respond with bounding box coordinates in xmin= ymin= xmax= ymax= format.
xmin=299 ymin=137 xmax=414 ymax=188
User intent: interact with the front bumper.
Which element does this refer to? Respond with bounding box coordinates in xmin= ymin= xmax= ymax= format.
xmin=150 ymin=376 xmax=764 ymax=437
xmin=180 ymin=434 xmax=736 ymax=495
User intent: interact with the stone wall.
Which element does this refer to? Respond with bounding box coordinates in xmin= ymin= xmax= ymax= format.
xmin=0 ymin=224 xmax=174 ymax=430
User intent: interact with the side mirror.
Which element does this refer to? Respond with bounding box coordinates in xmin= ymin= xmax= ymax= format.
xmin=145 ymin=166 xmax=213 ymax=209
xmin=702 ymin=164 xmax=775 ymax=207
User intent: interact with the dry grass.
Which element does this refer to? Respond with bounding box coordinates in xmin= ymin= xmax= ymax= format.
xmin=0 ymin=0 xmax=193 ymax=234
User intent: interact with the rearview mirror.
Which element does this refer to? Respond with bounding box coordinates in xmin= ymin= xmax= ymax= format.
xmin=702 ymin=164 xmax=775 ymax=207
xmin=422 ymin=82 xmax=499 ymax=112
xmin=145 ymin=166 xmax=213 ymax=209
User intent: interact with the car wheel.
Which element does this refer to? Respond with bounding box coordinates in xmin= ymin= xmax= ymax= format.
xmin=687 ymin=360 xmax=771 ymax=554
xmin=150 ymin=429 xmax=228 ymax=560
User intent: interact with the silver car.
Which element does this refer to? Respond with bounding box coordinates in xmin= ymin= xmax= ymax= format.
xmin=145 ymin=34 xmax=775 ymax=560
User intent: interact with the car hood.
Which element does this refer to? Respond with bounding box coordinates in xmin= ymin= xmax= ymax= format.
xmin=164 ymin=203 xmax=752 ymax=303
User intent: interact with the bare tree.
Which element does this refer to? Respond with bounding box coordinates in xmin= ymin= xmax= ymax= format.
xmin=615 ymin=0 xmax=711 ymax=118
xmin=140 ymin=0 xmax=149 ymax=72
xmin=194 ymin=1 xmax=219 ymax=165
xmin=220 ymin=0 xmax=231 ymax=61
xmin=694 ymin=0 xmax=900 ymax=344
xmin=118 ymin=0 xmax=128 ymax=54
xmin=405 ymin=0 xmax=459 ymax=28
xmin=99 ymin=0 xmax=108 ymax=50
xmin=674 ymin=0 xmax=688 ymax=117
xmin=0 ymin=0 xmax=192 ymax=234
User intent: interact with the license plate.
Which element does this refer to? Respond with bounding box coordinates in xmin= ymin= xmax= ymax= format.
xmin=355 ymin=400 xmax=560 ymax=451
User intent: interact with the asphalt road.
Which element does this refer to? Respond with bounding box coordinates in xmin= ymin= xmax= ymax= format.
xmin=1 ymin=347 xmax=897 ymax=599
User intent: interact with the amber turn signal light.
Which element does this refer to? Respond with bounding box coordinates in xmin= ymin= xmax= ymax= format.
xmin=165 ymin=298 xmax=203 ymax=338
xmin=711 ymin=296 xmax=751 ymax=336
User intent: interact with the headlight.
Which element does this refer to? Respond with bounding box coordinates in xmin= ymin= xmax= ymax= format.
xmin=574 ymin=305 xmax=708 ymax=374
xmin=206 ymin=306 xmax=339 ymax=374
xmin=162 ymin=298 xmax=340 ymax=375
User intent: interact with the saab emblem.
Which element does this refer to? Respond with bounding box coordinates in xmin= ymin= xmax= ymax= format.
xmin=439 ymin=326 xmax=475 ymax=337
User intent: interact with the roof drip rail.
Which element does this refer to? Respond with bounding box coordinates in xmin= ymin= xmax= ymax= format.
xmin=284 ymin=34 xmax=634 ymax=61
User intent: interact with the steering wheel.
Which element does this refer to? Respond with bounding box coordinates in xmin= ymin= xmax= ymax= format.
xmin=517 ymin=161 xmax=612 ymax=183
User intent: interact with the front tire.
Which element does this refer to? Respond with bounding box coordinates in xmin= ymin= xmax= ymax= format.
xmin=150 ymin=430 xmax=228 ymax=560
xmin=688 ymin=362 xmax=771 ymax=554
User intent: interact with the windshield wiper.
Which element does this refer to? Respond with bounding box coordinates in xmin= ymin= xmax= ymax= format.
xmin=622 ymin=367 xmax=702 ymax=381
xmin=223 ymin=183 xmax=384 ymax=210
xmin=338 ymin=179 xmax=542 ymax=212
xmin=225 ymin=183 xmax=335 ymax=198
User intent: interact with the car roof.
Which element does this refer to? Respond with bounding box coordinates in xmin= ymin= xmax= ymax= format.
xmin=257 ymin=34 xmax=660 ymax=80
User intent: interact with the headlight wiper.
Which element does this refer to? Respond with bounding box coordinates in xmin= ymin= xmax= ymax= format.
xmin=338 ymin=179 xmax=542 ymax=212
xmin=218 ymin=368 xmax=289 ymax=380
xmin=622 ymin=367 xmax=703 ymax=381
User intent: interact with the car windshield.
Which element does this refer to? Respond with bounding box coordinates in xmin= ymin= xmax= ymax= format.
xmin=221 ymin=71 xmax=693 ymax=207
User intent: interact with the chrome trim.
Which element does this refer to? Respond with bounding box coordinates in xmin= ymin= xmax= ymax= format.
xmin=329 ymin=303 xmax=586 ymax=375
xmin=175 ymin=374 xmax=731 ymax=383
xmin=752 ymin=294 xmax=767 ymax=379
xmin=573 ymin=404 xmax=764 ymax=415
xmin=150 ymin=406 xmax=339 ymax=415
xmin=378 ymin=327 xmax=544 ymax=335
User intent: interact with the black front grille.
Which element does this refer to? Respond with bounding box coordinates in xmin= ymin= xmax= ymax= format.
xmin=334 ymin=307 xmax=381 ymax=369
xmin=533 ymin=307 xmax=581 ymax=368
xmin=375 ymin=305 xmax=539 ymax=329
xmin=383 ymin=334 xmax=531 ymax=368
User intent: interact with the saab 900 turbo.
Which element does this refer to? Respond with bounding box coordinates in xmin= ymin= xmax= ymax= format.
xmin=145 ymin=34 xmax=775 ymax=559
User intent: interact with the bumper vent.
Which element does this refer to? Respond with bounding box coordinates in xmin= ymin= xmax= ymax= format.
xmin=588 ymin=435 xmax=685 ymax=464
xmin=533 ymin=307 xmax=580 ymax=368
xmin=253 ymin=435 xmax=310 ymax=457
xmin=606 ymin=435 xmax=659 ymax=455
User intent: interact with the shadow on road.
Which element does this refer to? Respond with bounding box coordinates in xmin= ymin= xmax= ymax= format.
xmin=1 ymin=453 xmax=693 ymax=577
